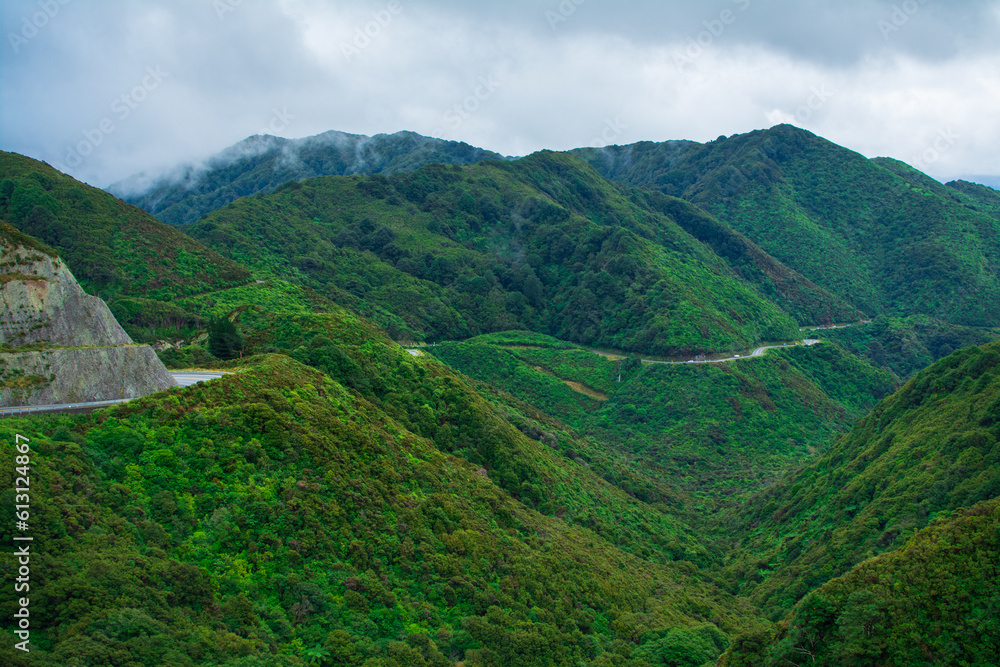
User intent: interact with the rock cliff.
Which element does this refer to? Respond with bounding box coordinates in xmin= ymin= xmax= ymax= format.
xmin=1 ymin=222 xmax=177 ymax=407
xmin=1 ymin=346 xmax=177 ymax=407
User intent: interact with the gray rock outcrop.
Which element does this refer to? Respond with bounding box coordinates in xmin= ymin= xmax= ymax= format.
xmin=1 ymin=346 xmax=177 ymax=407
xmin=1 ymin=244 xmax=132 ymax=346
xmin=1 ymin=224 xmax=177 ymax=407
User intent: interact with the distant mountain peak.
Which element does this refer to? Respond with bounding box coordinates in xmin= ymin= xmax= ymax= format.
xmin=108 ymin=129 xmax=507 ymax=225
xmin=961 ymin=174 xmax=1000 ymax=191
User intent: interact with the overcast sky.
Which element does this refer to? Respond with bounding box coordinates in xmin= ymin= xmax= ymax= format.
xmin=1 ymin=0 xmax=998 ymax=188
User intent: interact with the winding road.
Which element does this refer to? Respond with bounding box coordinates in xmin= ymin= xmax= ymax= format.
xmin=170 ymin=371 xmax=230 ymax=386
xmin=0 ymin=371 xmax=229 ymax=417
xmin=643 ymin=339 xmax=822 ymax=365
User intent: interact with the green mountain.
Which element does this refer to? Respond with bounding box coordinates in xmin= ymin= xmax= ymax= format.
xmin=182 ymin=151 xmax=852 ymax=356
xmin=112 ymin=131 xmax=506 ymax=226
xmin=104 ymin=124 xmax=1000 ymax=375
xmin=427 ymin=333 xmax=896 ymax=519
xmin=0 ymin=308 xmax=760 ymax=667
xmin=815 ymin=314 xmax=999 ymax=379
xmin=0 ymin=152 xmax=252 ymax=301
xmin=2 ymin=131 xmax=998 ymax=666
xmin=574 ymin=125 xmax=1000 ymax=329
xmin=723 ymin=341 xmax=1000 ymax=620
xmin=719 ymin=498 xmax=1000 ymax=666
xmin=945 ymin=177 xmax=1000 ymax=222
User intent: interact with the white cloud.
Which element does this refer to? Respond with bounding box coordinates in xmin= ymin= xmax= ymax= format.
xmin=1 ymin=0 xmax=997 ymax=186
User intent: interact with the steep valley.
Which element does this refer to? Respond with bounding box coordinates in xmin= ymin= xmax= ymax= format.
xmin=1 ymin=127 xmax=998 ymax=666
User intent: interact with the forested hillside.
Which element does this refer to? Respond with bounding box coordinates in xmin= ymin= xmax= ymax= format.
xmin=0 ymin=315 xmax=760 ymax=667
xmin=428 ymin=333 xmax=896 ymax=518
xmin=184 ymin=152 xmax=827 ymax=355
xmin=720 ymin=498 xmax=1000 ymax=666
xmin=723 ymin=341 xmax=1000 ymax=620
xmin=0 ymin=152 xmax=251 ymax=300
xmin=112 ymin=130 xmax=506 ymax=226
xmin=3 ymin=128 xmax=999 ymax=666
xmin=945 ymin=177 xmax=1000 ymax=222
xmin=108 ymin=123 xmax=1000 ymax=374
xmin=575 ymin=125 xmax=1000 ymax=329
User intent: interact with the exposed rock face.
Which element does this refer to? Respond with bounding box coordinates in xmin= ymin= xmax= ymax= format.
xmin=1 ymin=223 xmax=177 ymax=407
xmin=1 ymin=244 xmax=132 ymax=346
xmin=1 ymin=346 xmax=177 ymax=407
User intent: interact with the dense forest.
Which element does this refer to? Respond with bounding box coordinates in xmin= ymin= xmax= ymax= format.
xmin=0 ymin=152 xmax=251 ymax=301
xmin=1 ymin=125 xmax=998 ymax=665
xmin=112 ymin=131 xmax=506 ymax=226
xmin=182 ymin=152 xmax=808 ymax=354
xmin=574 ymin=125 xmax=1000 ymax=329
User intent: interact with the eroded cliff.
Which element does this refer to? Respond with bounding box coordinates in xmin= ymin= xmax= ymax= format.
xmin=1 ymin=222 xmax=177 ymax=407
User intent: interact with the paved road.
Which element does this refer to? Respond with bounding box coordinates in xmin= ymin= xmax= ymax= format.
xmin=406 ymin=321 xmax=867 ymax=364
xmin=410 ymin=334 xmax=834 ymax=368
xmin=642 ymin=339 xmax=821 ymax=366
xmin=171 ymin=371 xmax=228 ymax=386
xmin=799 ymin=321 xmax=870 ymax=332
xmin=0 ymin=397 xmax=134 ymax=417
xmin=0 ymin=371 xmax=228 ymax=417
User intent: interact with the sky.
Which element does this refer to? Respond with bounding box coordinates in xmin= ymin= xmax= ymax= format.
xmin=1 ymin=0 xmax=998 ymax=189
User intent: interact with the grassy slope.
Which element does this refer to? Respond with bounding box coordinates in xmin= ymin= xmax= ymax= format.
xmin=173 ymin=280 xmax=337 ymax=320
xmin=590 ymin=345 xmax=895 ymax=507
xmin=724 ymin=341 xmax=1000 ymax=619
xmin=0 ymin=152 xmax=252 ymax=300
xmin=186 ymin=152 xmax=803 ymax=355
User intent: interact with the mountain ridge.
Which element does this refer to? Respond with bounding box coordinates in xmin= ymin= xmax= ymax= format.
xmin=183 ymin=150 xmax=812 ymax=355
xmin=1 ymin=124 xmax=998 ymax=665
xmin=575 ymin=125 xmax=1000 ymax=330
xmin=110 ymin=130 xmax=510 ymax=226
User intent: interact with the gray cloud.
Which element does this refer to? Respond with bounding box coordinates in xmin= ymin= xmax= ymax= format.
xmin=2 ymin=0 xmax=997 ymax=187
